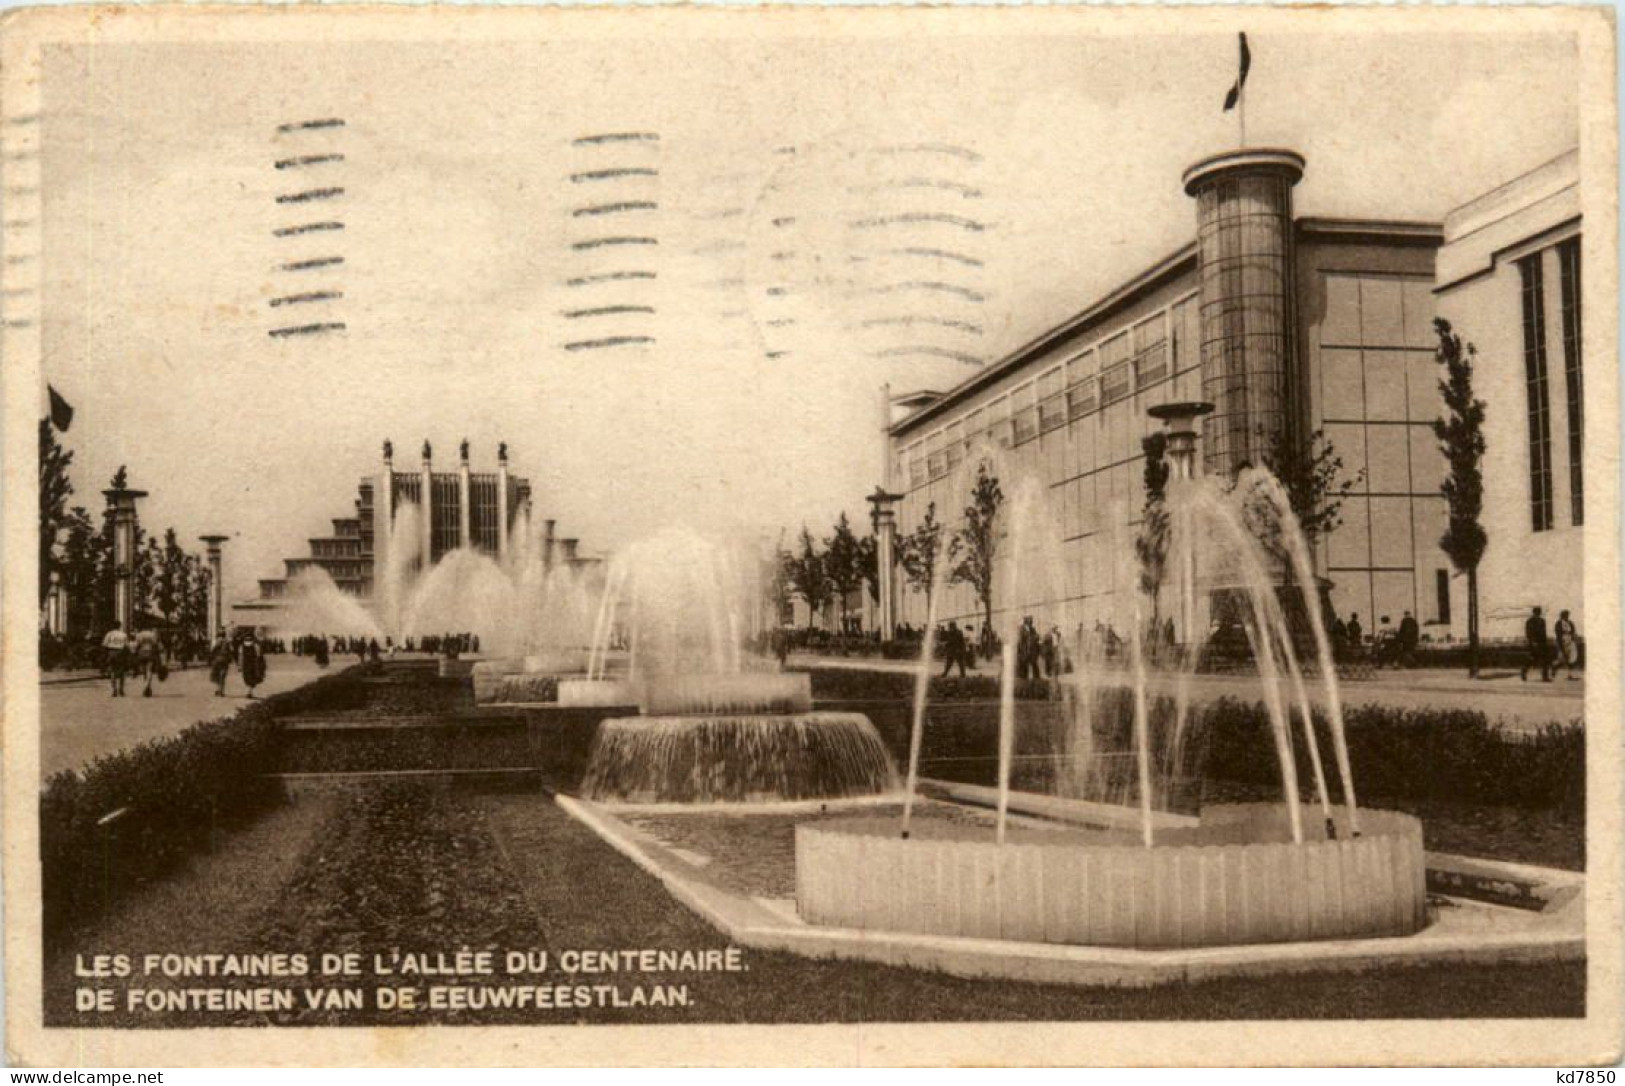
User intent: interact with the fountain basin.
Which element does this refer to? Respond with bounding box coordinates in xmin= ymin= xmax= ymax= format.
xmin=558 ymin=678 xmax=643 ymax=708
xmin=796 ymin=804 xmax=1425 ymax=948
xmin=640 ymin=672 xmax=811 ymax=716
xmin=581 ymin=712 xmax=897 ymax=804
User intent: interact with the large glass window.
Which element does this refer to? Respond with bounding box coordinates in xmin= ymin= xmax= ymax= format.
xmin=1012 ymin=382 xmax=1038 ymax=444
xmin=1519 ymin=253 xmax=1555 ymax=532
xmin=1133 ymin=313 xmax=1168 ymax=388
xmin=944 ymin=420 xmax=965 ymax=472
xmin=988 ymin=396 xmax=1012 ymax=448
xmin=1558 ymin=237 xmax=1583 ymax=526
xmin=1100 ymin=331 xmax=1132 ymax=405
xmin=1038 ymin=367 xmax=1066 ymax=433
xmin=907 ymin=442 xmax=926 ymax=488
xmin=1066 ymin=350 xmax=1097 ymax=420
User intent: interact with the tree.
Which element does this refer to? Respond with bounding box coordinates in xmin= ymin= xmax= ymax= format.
xmin=1237 ymin=424 xmax=1364 ymax=577
xmin=155 ymin=528 xmax=189 ymax=625
xmin=898 ymin=501 xmax=945 ymax=610
xmin=1431 ymin=318 xmax=1489 ymax=677
xmin=785 ymin=525 xmax=831 ymax=627
xmin=950 ymin=460 xmax=1005 ymax=636
xmin=181 ymin=555 xmax=212 ymax=642
xmin=58 ymin=505 xmax=108 ymax=635
xmin=823 ymin=512 xmax=866 ymax=628
xmin=1134 ymin=432 xmax=1171 ymax=629
xmin=39 ymin=419 xmax=74 ymax=606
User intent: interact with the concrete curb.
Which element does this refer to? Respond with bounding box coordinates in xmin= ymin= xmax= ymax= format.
xmin=554 ymin=794 xmax=1585 ymax=988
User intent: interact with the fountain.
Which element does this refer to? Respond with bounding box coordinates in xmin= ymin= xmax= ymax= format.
xmin=796 ymin=409 xmax=1427 ymax=948
xmin=576 ymin=527 xmax=897 ymax=805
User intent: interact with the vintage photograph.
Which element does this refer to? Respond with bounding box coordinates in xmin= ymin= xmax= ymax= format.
xmin=3 ymin=3 xmax=1618 ymax=1067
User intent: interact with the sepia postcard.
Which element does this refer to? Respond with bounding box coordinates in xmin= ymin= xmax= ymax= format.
xmin=2 ymin=2 xmax=1620 ymax=1067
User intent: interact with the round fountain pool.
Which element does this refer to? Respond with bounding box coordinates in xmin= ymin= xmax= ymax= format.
xmin=795 ymin=804 xmax=1425 ymax=948
xmin=580 ymin=712 xmax=897 ymax=804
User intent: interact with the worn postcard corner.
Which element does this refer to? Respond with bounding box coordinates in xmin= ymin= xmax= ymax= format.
xmin=2 ymin=0 xmax=1620 ymax=1068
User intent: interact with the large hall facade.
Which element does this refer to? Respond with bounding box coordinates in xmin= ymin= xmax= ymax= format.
xmin=884 ymin=147 xmax=1587 ymax=643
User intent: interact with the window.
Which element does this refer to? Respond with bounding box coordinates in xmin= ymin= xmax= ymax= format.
xmin=1038 ymin=367 xmax=1066 ymax=433
xmin=1558 ymin=237 xmax=1583 ymax=526
xmin=1100 ymin=331 xmax=1132 ymax=405
xmin=1434 ymin=569 xmax=1451 ymax=626
xmin=1066 ymin=350 xmax=1097 ymax=420
xmin=1012 ymin=382 xmax=1038 ymax=443
xmin=963 ymin=407 xmax=984 ymax=453
xmin=926 ymin=430 xmax=947 ymax=481
xmin=944 ymin=421 xmax=965 ymax=472
xmin=987 ymin=396 xmax=1012 ymax=447
xmin=907 ymin=442 xmax=926 ymax=488
xmin=1133 ymin=313 xmax=1168 ymax=388
xmin=1519 ymin=254 xmax=1555 ymax=532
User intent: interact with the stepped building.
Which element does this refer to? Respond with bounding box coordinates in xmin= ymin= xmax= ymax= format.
xmin=233 ymin=440 xmax=590 ymax=630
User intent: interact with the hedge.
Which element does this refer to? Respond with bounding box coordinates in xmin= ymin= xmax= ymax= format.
xmin=1192 ymin=698 xmax=1583 ymax=814
xmin=804 ymin=667 xmax=1057 ymax=703
xmin=40 ymin=664 xmax=374 ymax=943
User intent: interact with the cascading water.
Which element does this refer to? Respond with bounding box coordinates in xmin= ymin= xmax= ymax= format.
xmin=575 ymin=527 xmax=897 ymax=805
xmin=895 ymin=447 xmax=1360 ymax=850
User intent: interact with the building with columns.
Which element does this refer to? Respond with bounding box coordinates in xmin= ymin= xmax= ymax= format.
xmin=885 ymin=146 xmax=1453 ymax=641
xmin=233 ymin=440 xmax=594 ymax=631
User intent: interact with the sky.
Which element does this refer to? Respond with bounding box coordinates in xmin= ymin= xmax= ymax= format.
xmin=36 ymin=19 xmax=1581 ymax=605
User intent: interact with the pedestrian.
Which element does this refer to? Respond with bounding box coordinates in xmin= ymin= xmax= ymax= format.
xmin=1397 ymin=610 xmax=1420 ymax=669
xmin=1554 ymin=609 xmax=1580 ymax=680
xmin=133 ymin=625 xmax=163 ymax=696
xmin=313 ymin=635 xmax=330 ymax=668
xmin=208 ymin=633 xmax=234 ymax=697
xmin=1018 ymin=616 xmax=1040 ymax=681
xmin=239 ymin=631 xmax=267 ymax=698
xmin=940 ymin=621 xmax=967 ymax=679
xmin=1346 ymin=613 xmax=1363 ymax=646
xmin=100 ymin=621 xmax=130 ymax=698
xmin=1521 ymin=606 xmax=1553 ymax=683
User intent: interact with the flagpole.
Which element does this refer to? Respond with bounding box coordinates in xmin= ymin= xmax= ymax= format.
xmin=1239 ymin=78 xmax=1247 ymax=148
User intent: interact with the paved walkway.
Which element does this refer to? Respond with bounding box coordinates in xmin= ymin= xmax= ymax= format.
xmin=39 ymin=657 xmax=330 ymax=782
xmin=791 ymin=653 xmax=1586 ymax=732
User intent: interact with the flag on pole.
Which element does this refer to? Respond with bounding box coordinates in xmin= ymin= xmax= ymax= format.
xmin=47 ymin=384 xmax=73 ymax=431
xmin=1223 ymin=33 xmax=1251 ymax=112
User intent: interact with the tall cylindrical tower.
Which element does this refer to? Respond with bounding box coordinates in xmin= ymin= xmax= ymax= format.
xmin=1182 ymin=148 xmax=1304 ymax=477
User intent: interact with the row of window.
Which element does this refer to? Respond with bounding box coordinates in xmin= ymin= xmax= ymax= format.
xmin=1518 ymin=237 xmax=1584 ymax=533
xmin=900 ymin=293 xmax=1200 ymax=489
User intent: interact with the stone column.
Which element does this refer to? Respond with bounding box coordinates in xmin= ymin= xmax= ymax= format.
xmin=458 ymin=439 xmax=472 ymax=553
xmin=1182 ymin=148 xmax=1304 ymax=477
xmin=199 ymin=535 xmax=229 ymax=640
xmin=420 ymin=441 xmax=434 ymax=568
xmin=45 ymin=572 xmax=65 ymax=636
xmin=866 ymin=486 xmax=903 ymax=641
xmin=103 ymin=483 xmax=147 ymax=632
xmin=1148 ymin=402 xmax=1214 ymax=646
xmin=379 ymin=439 xmax=394 ymax=568
xmin=542 ymin=519 xmax=557 ymax=572
xmin=496 ymin=443 xmax=510 ymax=560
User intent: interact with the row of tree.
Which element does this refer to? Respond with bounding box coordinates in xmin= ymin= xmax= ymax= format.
xmin=40 ymin=421 xmax=213 ymax=643
xmin=774 ymin=466 xmax=1007 ymax=638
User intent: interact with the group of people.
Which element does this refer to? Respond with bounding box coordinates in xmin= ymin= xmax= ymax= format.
xmin=935 ymin=616 xmax=1069 ymax=679
xmin=207 ymin=629 xmax=268 ymax=698
xmin=1522 ymin=606 xmax=1583 ymax=682
xmin=96 ymin=622 xmax=169 ymax=697
xmin=1332 ymin=611 xmax=1422 ymax=668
